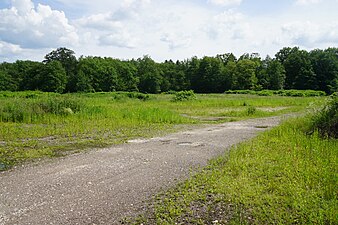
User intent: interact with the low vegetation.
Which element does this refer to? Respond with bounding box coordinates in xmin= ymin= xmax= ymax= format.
xmin=129 ymin=99 xmax=337 ymax=224
xmin=172 ymin=90 xmax=197 ymax=102
xmin=225 ymin=89 xmax=327 ymax=97
xmin=0 ymin=91 xmax=320 ymax=170
xmin=307 ymin=94 xmax=338 ymax=138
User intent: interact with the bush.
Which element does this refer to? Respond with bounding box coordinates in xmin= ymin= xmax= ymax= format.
xmin=225 ymin=89 xmax=327 ymax=97
xmin=247 ymin=106 xmax=256 ymax=115
xmin=172 ymin=90 xmax=196 ymax=102
xmin=308 ymin=95 xmax=338 ymax=138
xmin=126 ymin=92 xmax=150 ymax=101
xmin=257 ymin=90 xmax=274 ymax=96
xmin=112 ymin=92 xmax=150 ymax=101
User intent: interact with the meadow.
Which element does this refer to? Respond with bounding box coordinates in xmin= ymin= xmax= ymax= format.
xmin=0 ymin=91 xmax=323 ymax=170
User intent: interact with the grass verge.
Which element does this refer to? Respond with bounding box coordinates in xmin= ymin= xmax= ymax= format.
xmin=128 ymin=117 xmax=337 ymax=224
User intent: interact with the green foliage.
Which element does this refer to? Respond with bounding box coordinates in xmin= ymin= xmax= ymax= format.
xmin=137 ymin=55 xmax=162 ymax=93
xmin=1 ymin=47 xmax=338 ymax=95
xmin=0 ymin=70 xmax=14 ymax=91
xmin=172 ymin=90 xmax=196 ymax=102
xmin=276 ymin=47 xmax=318 ymax=90
xmin=159 ymin=60 xmax=190 ymax=92
xmin=39 ymin=61 xmax=68 ymax=93
xmin=308 ymin=95 xmax=338 ymax=138
xmin=112 ymin=92 xmax=150 ymax=101
xmin=233 ymin=59 xmax=258 ymax=90
xmin=310 ymin=48 xmax=338 ymax=94
xmin=247 ymin=106 xmax=256 ymax=115
xmin=191 ymin=56 xmax=226 ymax=93
xmin=43 ymin=47 xmax=78 ymax=92
xmin=225 ymin=89 xmax=326 ymax=97
xmin=266 ymin=59 xmax=286 ymax=90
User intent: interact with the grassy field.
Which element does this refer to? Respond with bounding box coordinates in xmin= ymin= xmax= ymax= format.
xmin=129 ymin=116 xmax=337 ymax=224
xmin=0 ymin=91 xmax=322 ymax=170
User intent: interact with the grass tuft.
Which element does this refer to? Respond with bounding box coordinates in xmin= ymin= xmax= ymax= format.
xmin=307 ymin=95 xmax=338 ymax=138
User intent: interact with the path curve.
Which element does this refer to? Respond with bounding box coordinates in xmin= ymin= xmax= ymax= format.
xmin=0 ymin=116 xmax=286 ymax=225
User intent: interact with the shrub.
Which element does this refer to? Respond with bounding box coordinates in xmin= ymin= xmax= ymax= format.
xmin=247 ymin=106 xmax=256 ymax=115
xmin=126 ymin=92 xmax=150 ymax=101
xmin=112 ymin=92 xmax=150 ymax=101
xmin=172 ymin=90 xmax=196 ymax=102
xmin=257 ymin=90 xmax=274 ymax=96
xmin=225 ymin=89 xmax=326 ymax=97
xmin=308 ymin=95 xmax=337 ymax=138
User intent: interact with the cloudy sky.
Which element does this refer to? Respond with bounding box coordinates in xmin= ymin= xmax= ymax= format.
xmin=0 ymin=0 xmax=338 ymax=62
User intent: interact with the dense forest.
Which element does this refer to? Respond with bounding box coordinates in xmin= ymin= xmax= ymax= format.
xmin=0 ymin=47 xmax=337 ymax=94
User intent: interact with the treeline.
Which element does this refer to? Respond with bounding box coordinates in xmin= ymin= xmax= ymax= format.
xmin=0 ymin=47 xmax=337 ymax=94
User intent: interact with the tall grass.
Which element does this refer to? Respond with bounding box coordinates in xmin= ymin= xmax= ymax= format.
xmin=307 ymin=95 xmax=338 ymax=138
xmin=0 ymin=96 xmax=84 ymax=123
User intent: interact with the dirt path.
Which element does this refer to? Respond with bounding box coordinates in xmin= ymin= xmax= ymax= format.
xmin=0 ymin=116 xmax=287 ymax=225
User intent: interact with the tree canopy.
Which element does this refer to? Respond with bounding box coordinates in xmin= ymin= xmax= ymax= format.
xmin=1 ymin=47 xmax=337 ymax=94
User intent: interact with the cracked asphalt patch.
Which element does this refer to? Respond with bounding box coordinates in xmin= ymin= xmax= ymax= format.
xmin=0 ymin=116 xmax=287 ymax=225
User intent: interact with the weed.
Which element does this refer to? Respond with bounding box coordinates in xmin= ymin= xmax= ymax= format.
xmin=308 ymin=95 xmax=338 ymax=138
xmin=172 ymin=90 xmax=196 ymax=102
xmin=247 ymin=106 xmax=256 ymax=115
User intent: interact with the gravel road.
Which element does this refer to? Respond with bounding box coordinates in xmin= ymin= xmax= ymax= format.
xmin=0 ymin=116 xmax=286 ymax=225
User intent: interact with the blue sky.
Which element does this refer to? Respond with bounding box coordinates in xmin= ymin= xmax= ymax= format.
xmin=1 ymin=0 xmax=338 ymax=62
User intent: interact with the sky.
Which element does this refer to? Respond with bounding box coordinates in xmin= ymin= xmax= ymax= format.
xmin=0 ymin=0 xmax=338 ymax=62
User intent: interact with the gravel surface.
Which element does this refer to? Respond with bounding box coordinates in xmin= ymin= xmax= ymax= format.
xmin=0 ymin=116 xmax=286 ymax=225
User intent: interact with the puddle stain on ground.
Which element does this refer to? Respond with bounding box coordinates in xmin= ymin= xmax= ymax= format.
xmin=177 ymin=142 xmax=205 ymax=147
xmin=127 ymin=139 xmax=149 ymax=144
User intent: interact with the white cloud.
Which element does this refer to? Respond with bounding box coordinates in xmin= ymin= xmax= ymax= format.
xmin=0 ymin=0 xmax=79 ymax=49
xmin=76 ymin=13 xmax=124 ymax=30
xmin=208 ymin=0 xmax=242 ymax=6
xmin=11 ymin=0 xmax=33 ymax=14
xmin=122 ymin=0 xmax=151 ymax=8
xmin=280 ymin=21 xmax=338 ymax=47
xmin=160 ymin=33 xmax=191 ymax=50
xmin=205 ymin=10 xmax=248 ymax=40
xmin=74 ymin=0 xmax=152 ymax=49
xmin=295 ymin=0 xmax=321 ymax=5
xmin=99 ymin=32 xmax=138 ymax=49
xmin=0 ymin=41 xmax=22 ymax=56
xmin=76 ymin=14 xmax=137 ymax=49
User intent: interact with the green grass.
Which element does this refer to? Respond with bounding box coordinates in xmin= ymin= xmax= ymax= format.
xmin=129 ymin=117 xmax=337 ymax=225
xmin=225 ymin=89 xmax=327 ymax=97
xmin=0 ymin=91 xmax=321 ymax=170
